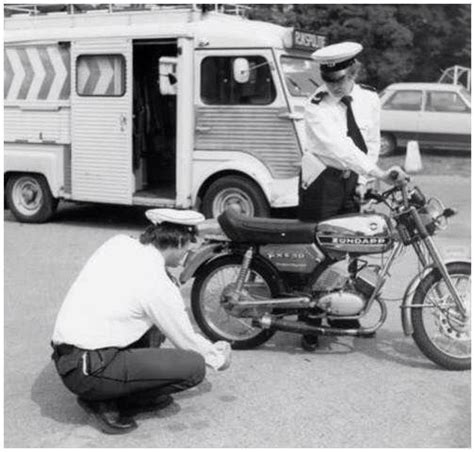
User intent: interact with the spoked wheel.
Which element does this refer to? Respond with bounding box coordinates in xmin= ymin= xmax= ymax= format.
xmin=191 ymin=255 xmax=278 ymax=349
xmin=411 ymin=262 xmax=471 ymax=370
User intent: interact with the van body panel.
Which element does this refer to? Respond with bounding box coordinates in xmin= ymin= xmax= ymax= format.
xmin=192 ymin=150 xmax=274 ymax=203
xmin=195 ymin=48 xmax=301 ymax=181
xmin=175 ymin=37 xmax=194 ymax=208
xmin=71 ymin=39 xmax=133 ymax=204
xmin=5 ymin=142 xmax=65 ymax=195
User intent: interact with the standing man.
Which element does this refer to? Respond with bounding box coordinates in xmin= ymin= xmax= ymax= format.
xmin=298 ymin=42 xmax=406 ymax=346
xmin=51 ymin=209 xmax=231 ymax=434
xmin=299 ymin=41 xmax=405 ymax=221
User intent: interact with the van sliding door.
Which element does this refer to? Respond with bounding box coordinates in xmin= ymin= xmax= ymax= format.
xmin=71 ymin=39 xmax=132 ymax=204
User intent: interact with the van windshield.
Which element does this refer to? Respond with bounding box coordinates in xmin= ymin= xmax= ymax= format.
xmin=280 ymin=56 xmax=320 ymax=97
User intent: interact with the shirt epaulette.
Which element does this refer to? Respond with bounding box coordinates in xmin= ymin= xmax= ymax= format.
xmin=359 ymin=84 xmax=377 ymax=92
xmin=311 ymin=91 xmax=328 ymax=105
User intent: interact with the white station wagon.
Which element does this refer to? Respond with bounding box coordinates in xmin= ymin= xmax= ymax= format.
xmin=379 ymin=82 xmax=471 ymax=155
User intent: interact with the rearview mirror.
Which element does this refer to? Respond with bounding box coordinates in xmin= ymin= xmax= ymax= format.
xmin=159 ymin=56 xmax=177 ymax=95
xmin=233 ymin=58 xmax=250 ymax=84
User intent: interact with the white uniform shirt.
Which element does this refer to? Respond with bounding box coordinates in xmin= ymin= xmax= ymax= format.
xmin=52 ymin=235 xmax=227 ymax=370
xmin=303 ymin=83 xmax=381 ymax=185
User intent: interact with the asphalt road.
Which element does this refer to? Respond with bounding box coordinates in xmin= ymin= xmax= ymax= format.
xmin=4 ymin=173 xmax=471 ymax=447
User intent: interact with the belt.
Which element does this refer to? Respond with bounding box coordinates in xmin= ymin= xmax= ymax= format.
xmin=51 ymin=342 xmax=78 ymax=357
xmin=325 ymin=167 xmax=352 ymax=179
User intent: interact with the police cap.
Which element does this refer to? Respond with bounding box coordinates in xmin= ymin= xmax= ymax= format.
xmin=145 ymin=208 xmax=205 ymax=226
xmin=312 ymin=42 xmax=363 ymax=82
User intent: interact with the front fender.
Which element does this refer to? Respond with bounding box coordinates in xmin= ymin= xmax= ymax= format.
xmin=179 ymin=243 xmax=229 ymax=285
xmin=400 ymin=258 xmax=471 ymax=335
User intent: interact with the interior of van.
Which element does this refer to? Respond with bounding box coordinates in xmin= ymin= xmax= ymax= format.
xmin=132 ymin=39 xmax=177 ymax=204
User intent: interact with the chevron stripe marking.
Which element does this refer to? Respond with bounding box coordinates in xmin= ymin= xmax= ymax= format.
xmin=4 ymin=50 xmax=13 ymax=99
xmin=37 ymin=47 xmax=55 ymax=100
xmin=84 ymin=56 xmax=100 ymax=95
xmin=47 ymin=46 xmax=67 ymax=100
xmin=59 ymin=47 xmax=71 ymax=100
xmin=17 ymin=48 xmax=34 ymax=100
xmin=6 ymin=48 xmax=24 ymax=100
xmin=26 ymin=47 xmax=45 ymax=100
xmin=95 ymin=56 xmax=114 ymax=95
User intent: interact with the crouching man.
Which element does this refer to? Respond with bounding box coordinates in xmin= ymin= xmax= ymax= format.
xmin=51 ymin=209 xmax=231 ymax=434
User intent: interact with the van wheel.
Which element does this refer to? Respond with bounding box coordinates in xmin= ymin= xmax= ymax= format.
xmin=201 ymin=175 xmax=270 ymax=218
xmin=6 ymin=174 xmax=58 ymax=223
xmin=380 ymin=133 xmax=396 ymax=156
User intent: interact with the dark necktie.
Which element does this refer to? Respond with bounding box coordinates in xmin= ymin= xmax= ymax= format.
xmin=341 ymin=96 xmax=368 ymax=154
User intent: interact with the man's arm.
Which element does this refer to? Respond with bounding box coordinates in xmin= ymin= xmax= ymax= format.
xmin=304 ymin=106 xmax=377 ymax=176
xmin=143 ymin=274 xmax=230 ymax=371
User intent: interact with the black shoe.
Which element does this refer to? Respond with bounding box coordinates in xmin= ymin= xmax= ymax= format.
xmin=118 ymin=394 xmax=174 ymax=414
xmin=301 ymin=334 xmax=319 ymax=352
xmin=77 ymin=398 xmax=138 ymax=435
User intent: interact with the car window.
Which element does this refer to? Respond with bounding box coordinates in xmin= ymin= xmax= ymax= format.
xmin=383 ymin=90 xmax=422 ymax=111
xmin=460 ymin=87 xmax=471 ymax=102
xmin=201 ymin=56 xmax=276 ymax=105
xmin=426 ymin=91 xmax=470 ymax=113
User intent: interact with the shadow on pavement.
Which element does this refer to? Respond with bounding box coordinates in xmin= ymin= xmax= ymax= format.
xmin=31 ymin=361 xmax=213 ymax=426
xmin=261 ymin=329 xmax=438 ymax=370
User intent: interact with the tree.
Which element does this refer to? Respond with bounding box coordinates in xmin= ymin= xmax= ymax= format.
xmin=248 ymin=4 xmax=471 ymax=89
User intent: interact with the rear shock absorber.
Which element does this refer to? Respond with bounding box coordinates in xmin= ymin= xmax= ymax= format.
xmin=229 ymin=247 xmax=254 ymax=304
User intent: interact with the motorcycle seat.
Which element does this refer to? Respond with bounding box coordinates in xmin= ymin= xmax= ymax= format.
xmin=218 ymin=208 xmax=318 ymax=244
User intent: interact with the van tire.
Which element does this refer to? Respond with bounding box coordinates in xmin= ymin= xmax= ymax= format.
xmin=6 ymin=174 xmax=58 ymax=223
xmin=201 ymin=175 xmax=270 ymax=218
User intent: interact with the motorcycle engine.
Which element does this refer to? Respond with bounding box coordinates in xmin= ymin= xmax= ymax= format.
xmin=312 ymin=264 xmax=379 ymax=316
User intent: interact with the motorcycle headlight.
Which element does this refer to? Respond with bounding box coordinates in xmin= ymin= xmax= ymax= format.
xmin=426 ymin=197 xmax=448 ymax=230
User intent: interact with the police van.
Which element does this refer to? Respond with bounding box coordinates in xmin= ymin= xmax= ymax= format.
xmin=4 ymin=4 xmax=325 ymax=222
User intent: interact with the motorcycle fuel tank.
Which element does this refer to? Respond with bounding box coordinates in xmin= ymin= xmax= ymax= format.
xmin=316 ymin=214 xmax=393 ymax=254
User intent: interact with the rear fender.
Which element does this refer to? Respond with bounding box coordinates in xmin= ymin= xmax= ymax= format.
xmin=179 ymin=243 xmax=229 ymax=285
xmin=400 ymin=258 xmax=471 ymax=335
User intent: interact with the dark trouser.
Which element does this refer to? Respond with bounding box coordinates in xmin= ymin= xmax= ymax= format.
xmin=51 ymin=339 xmax=206 ymax=403
xmin=298 ymin=167 xmax=359 ymax=222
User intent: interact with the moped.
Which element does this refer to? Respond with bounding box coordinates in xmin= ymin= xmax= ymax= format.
xmin=181 ymin=175 xmax=470 ymax=370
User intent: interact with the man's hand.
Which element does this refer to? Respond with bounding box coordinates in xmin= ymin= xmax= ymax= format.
xmin=215 ymin=341 xmax=231 ymax=371
xmin=382 ymin=165 xmax=409 ymax=185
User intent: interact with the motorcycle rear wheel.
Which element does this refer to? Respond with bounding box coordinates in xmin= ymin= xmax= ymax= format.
xmin=411 ymin=262 xmax=471 ymax=371
xmin=191 ymin=254 xmax=278 ymax=349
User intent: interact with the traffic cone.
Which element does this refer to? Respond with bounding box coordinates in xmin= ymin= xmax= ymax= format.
xmin=404 ymin=140 xmax=422 ymax=173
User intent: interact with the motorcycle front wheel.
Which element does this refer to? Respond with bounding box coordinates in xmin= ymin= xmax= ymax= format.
xmin=411 ymin=262 xmax=471 ymax=371
xmin=191 ymin=254 xmax=279 ymax=349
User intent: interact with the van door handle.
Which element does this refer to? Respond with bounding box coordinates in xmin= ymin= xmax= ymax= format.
xmin=196 ymin=125 xmax=212 ymax=133
xmin=119 ymin=114 xmax=127 ymax=132
xmin=278 ymin=112 xmax=304 ymax=121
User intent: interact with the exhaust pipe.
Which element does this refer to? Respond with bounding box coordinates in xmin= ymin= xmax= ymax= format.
xmin=252 ymin=313 xmax=379 ymax=337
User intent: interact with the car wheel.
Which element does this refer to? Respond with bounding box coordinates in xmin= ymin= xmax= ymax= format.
xmin=6 ymin=173 xmax=58 ymax=223
xmin=380 ymin=133 xmax=396 ymax=157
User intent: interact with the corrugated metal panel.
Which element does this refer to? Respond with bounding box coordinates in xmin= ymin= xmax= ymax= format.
xmin=63 ymin=144 xmax=72 ymax=193
xmin=4 ymin=105 xmax=70 ymax=143
xmin=195 ymin=106 xmax=301 ymax=178
xmin=71 ymin=39 xmax=132 ymax=204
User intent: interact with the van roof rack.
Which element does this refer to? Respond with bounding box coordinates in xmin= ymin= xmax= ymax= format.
xmin=4 ymin=3 xmax=251 ymax=18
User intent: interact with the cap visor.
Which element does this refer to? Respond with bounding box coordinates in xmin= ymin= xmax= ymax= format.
xmin=321 ymin=70 xmax=348 ymax=83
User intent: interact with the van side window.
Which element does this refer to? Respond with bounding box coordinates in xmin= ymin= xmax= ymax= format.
xmin=383 ymin=90 xmax=422 ymax=111
xmin=76 ymin=54 xmax=126 ymax=96
xmin=426 ymin=91 xmax=470 ymax=113
xmin=201 ymin=56 xmax=276 ymax=105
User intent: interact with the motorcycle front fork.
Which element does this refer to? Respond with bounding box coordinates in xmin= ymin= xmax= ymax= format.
xmin=412 ymin=238 xmax=468 ymax=318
